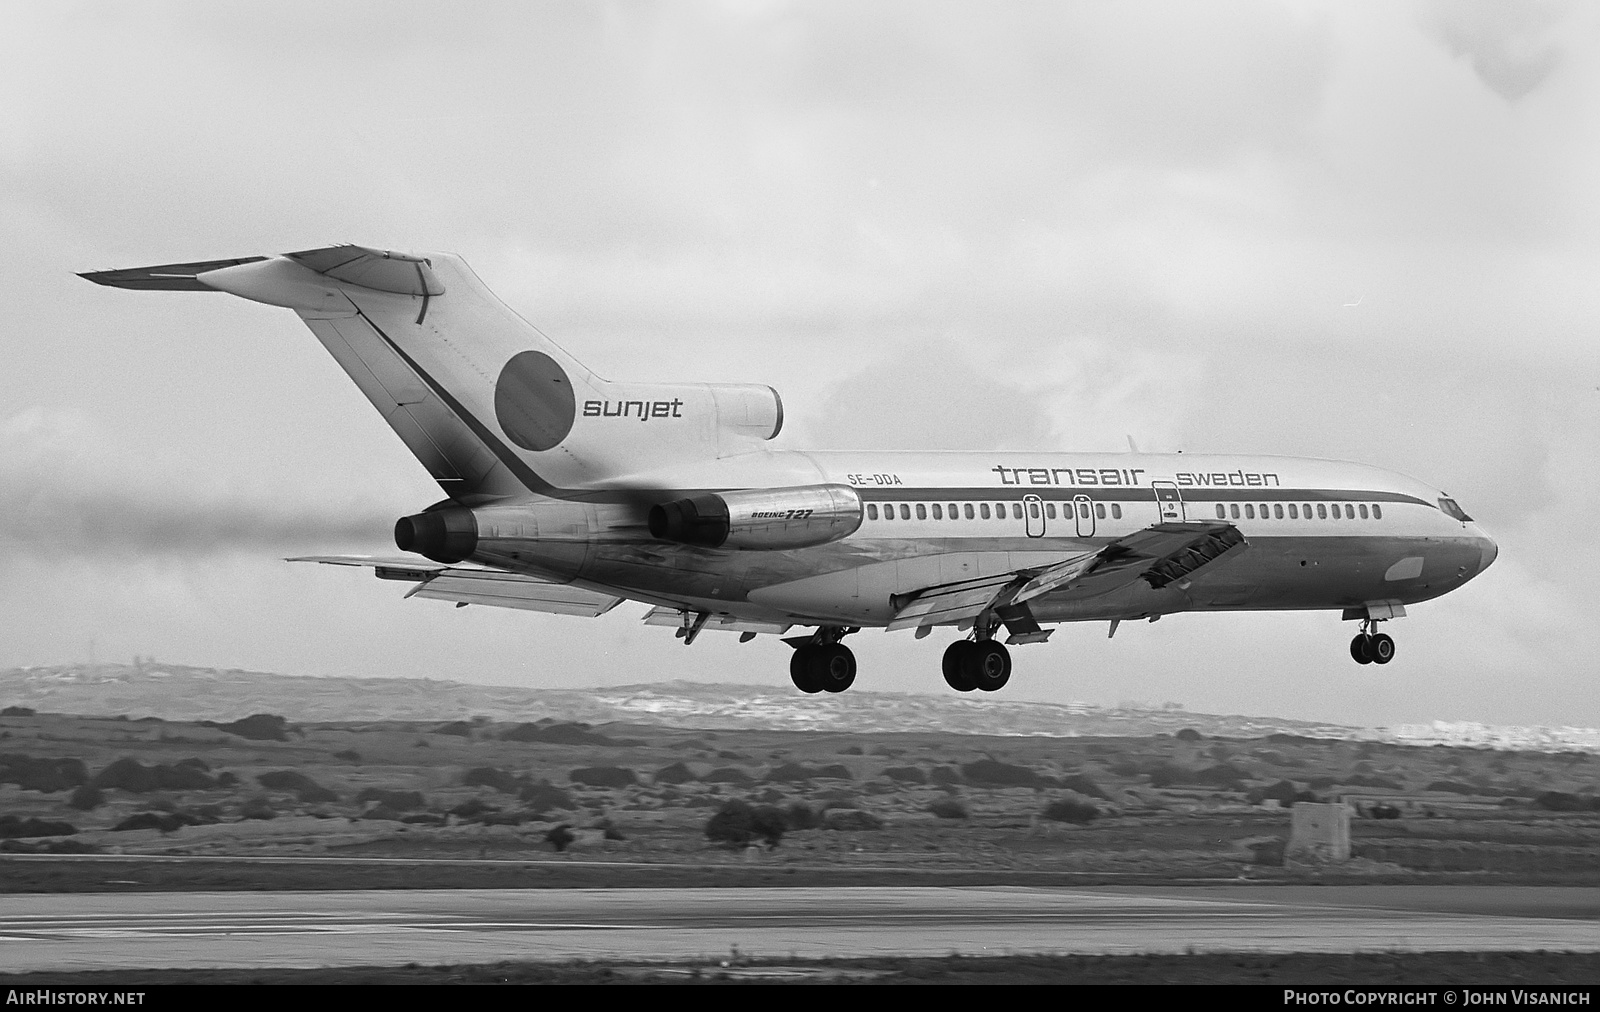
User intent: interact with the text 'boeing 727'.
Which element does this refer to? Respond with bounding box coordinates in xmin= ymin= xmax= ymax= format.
xmin=83 ymin=246 xmax=1497 ymax=694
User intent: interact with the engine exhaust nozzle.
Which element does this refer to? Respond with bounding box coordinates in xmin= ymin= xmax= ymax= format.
xmin=394 ymin=507 xmax=478 ymax=564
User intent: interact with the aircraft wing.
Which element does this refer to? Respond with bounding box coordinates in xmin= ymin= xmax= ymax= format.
xmin=886 ymin=522 xmax=1245 ymax=634
xmin=289 ymin=555 xmax=625 ymax=617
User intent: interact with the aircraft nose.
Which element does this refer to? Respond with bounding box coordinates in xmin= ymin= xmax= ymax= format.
xmin=1478 ymin=537 xmax=1498 ymax=574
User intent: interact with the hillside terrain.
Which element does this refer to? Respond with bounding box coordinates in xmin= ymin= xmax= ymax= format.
xmin=2 ymin=703 xmax=1596 ymax=884
xmin=5 ymin=662 xmax=1598 ymax=752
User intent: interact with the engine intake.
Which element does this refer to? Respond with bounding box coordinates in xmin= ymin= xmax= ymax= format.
xmin=395 ymin=506 xmax=479 ymax=564
xmin=648 ymin=484 xmax=862 ymax=550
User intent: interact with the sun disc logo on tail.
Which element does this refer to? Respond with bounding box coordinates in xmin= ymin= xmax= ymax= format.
xmin=494 ymin=351 xmax=575 ymax=451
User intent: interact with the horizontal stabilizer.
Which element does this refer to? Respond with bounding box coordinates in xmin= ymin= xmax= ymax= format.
xmin=79 ymin=257 xmax=268 ymax=291
xmin=288 ymin=555 xmax=623 ymax=618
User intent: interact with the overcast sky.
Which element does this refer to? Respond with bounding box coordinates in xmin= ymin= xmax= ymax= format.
xmin=3 ymin=1 xmax=1597 ymax=728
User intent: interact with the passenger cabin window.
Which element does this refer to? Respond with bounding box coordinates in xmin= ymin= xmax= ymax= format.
xmin=1438 ymin=497 xmax=1472 ymax=522
xmin=1260 ymin=504 xmax=1268 ymax=517
xmin=1046 ymin=503 xmax=1057 ymax=519
xmin=1216 ymin=505 xmax=1226 ymax=519
xmin=1011 ymin=503 xmax=1022 ymax=520
xmin=1078 ymin=501 xmax=1090 ymax=519
xmin=1372 ymin=504 xmax=1383 ymax=520
xmin=980 ymin=503 xmax=991 ymax=520
xmin=867 ymin=504 xmax=878 ymax=520
xmin=1288 ymin=504 xmax=1298 ymax=519
xmin=1111 ymin=503 xmax=1122 ymax=519
xmin=1244 ymin=504 xmax=1255 ymax=519
xmin=1028 ymin=502 xmax=1040 ymax=519
xmin=1095 ymin=503 xmax=1106 ymax=519
xmin=1273 ymin=504 xmax=1284 ymax=519
xmin=1230 ymin=504 xmax=1240 ymax=519
xmin=964 ymin=503 xmax=975 ymax=519
xmin=900 ymin=504 xmax=911 ymax=520
xmin=1358 ymin=504 xmax=1368 ymax=519
xmin=1302 ymin=503 xmax=1311 ymax=517
xmin=948 ymin=503 xmax=958 ymax=518
xmin=1345 ymin=504 xmax=1355 ymax=519
xmin=1317 ymin=504 xmax=1327 ymax=519
xmin=916 ymin=503 xmax=927 ymax=520
xmin=932 ymin=504 xmax=943 ymax=520
xmin=995 ymin=503 xmax=1006 ymax=519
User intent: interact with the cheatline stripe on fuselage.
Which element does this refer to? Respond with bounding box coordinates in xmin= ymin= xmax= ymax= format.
xmin=850 ymin=487 xmax=1433 ymax=506
xmin=356 ymin=310 xmax=1438 ymax=513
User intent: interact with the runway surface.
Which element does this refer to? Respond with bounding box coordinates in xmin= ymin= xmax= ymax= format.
xmin=2 ymin=886 xmax=1597 ymax=973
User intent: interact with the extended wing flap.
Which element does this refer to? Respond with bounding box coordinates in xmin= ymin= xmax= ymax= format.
xmin=288 ymin=555 xmax=623 ymax=618
xmin=885 ymin=573 xmax=1016 ymax=631
xmin=641 ymin=607 xmax=792 ymax=636
xmin=411 ymin=577 xmax=622 ymax=617
xmin=886 ymin=522 xmax=1244 ymax=631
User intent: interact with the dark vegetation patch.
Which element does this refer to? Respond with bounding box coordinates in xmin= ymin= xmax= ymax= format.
xmin=1054 ymin=774 xmax=1109 ymax=800
xmin=0 ymin=706 xmax=37 ymax=717
xmin=433 ymin=721 xmax=474 ymax=737
xmin=1147 ymin=763 xmax=1250 ymax=791
xmin=0 ymin=755 xmax=88 ymax=792
xmin=705 ymin=799 xmax=788 ymax=848
xmin=256 ymin=771 xmax=337 ymax=803
xmin=91 ymin=758 xmax=214 ymax=793
xmin=501 ymin=722 xmax=636 ymax=746
xmin=1245 ymin=780 xmax=1319 ymax=807
xmin=199 ymin=714 xmax=292 ymax=741
xmin=67 ymin=785 xmax=104 ymax=810
xmin=1041 ymin=798 xmax=1099 ymax=824
xmin=355 ymin=789 xmax=424 ymax=811
xmin=824 ymin=809 xmax=884 ymax=830
xmin=1534 ymin=791 xmax=1600 ymax=812
xmin=518 ymin=781 xmax=575 ymax=811
xmin=0 ymin=815 xmax=76 ymax=838
xmin=929 ymin=766 xmax=962 ymax=785
xmin=702 ymin=767 xmax=754 ymax=784
xmin=111 ymin=811 xmax=214 ymax=833
xmin=569 ymin=766 xmax=636 ymax=788
xmin=765 ymin=762 xmax=821 ymax=783
xmin=462 ymin=766 xmax=521 ymax=793
xmin=881 ymin=766 xmax=926 ymax=785
xmin=654 ymin=762 xmax=696 ymax=784
xmin=960 ymin=759 xmax=1049 ymax=789
xmin=927 ymin=798 xmax=968 ymax=819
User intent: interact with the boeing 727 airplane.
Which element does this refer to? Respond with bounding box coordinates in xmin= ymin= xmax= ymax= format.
xmin=83 ymin=246 xmax=1497 ymax=694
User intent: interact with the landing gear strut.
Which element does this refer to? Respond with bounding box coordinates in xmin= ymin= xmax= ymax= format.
xmin=941 ymin=638 xmax=1011 ymax=692
xmin=788 ymin=627 xmax=859 ymax=693
xmin=1349 ymin=619 xmax=1395 ymax=666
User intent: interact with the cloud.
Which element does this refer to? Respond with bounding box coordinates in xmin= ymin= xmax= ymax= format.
xmin=1422 ymin=0 xmax=1567 ymax=101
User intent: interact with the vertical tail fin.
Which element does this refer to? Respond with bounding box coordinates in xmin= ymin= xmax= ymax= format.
xmin=84 ymin=246 xmax=783 ymax=499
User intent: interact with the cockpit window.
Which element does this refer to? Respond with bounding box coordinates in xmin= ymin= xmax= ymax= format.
xmin=1438 ymin=497 xmax=1472 ymax=522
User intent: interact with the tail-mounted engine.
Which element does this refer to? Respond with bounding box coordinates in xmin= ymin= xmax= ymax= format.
xmin=649 ymin=484 xmax=862 ymax=551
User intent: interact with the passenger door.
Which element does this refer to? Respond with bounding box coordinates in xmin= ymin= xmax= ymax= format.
xmin=1073 ymin=494 xmax=1095 ymax=537
xmin=1152 ymin=481 xmax=1186 ymax=522
xmin=1024 ymin=494 xmax=1046 ymax=538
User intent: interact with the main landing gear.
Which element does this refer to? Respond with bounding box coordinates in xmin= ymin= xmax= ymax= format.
xmin=789 ymin=627 xmax=858 ymax=693
xmin=942 ymin=638 xmax=1012 ymax=692
xmin=1350 ymin=619 xmax=1396 ymax=665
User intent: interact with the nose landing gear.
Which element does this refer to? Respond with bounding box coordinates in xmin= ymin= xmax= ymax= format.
xmin=1349 ymin=620 xmax=1396 ymax=665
